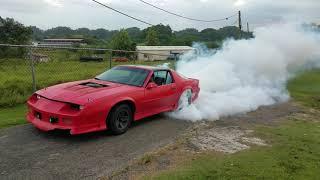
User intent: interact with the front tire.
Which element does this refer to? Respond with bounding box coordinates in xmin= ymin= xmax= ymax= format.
xmin=108 ymin=104 xmax=133 ymax=135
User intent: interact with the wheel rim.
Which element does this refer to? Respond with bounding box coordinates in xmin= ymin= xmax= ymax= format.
xmin=178 ymin=90 xmax=192 ymax=110
xmin=115 ymin=109 xmax=130 ymax=130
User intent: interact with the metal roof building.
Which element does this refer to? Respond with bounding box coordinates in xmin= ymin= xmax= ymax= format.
xmin=38 ymin=38 xmax=87 ymax=47
xmin=136 ymin=46 xmax=195 ymax=61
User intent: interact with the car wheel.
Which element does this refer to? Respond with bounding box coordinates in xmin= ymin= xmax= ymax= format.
xmin=177 ymin=89 xmax=192 ymax=110
xmin=108 ymin=104 xmax=133 ymax=135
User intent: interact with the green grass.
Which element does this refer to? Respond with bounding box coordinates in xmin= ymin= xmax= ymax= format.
xmin=0 ymin=104 xmax=27 ymax=129
xmin=151 ymin=119 xmax=320 ymax=180
xmin=0 ymin=56 xmax=172 ymax=129
xmin=288 ymin=69 xmax=320 ymax=109
xmin=0 ymin=57 xmax=172 ymax=107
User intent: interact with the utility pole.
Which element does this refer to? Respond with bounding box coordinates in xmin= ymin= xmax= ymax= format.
xmin=238 ymin=10 xmax=242 ymax=38
xmin=247 ymin=22 xmax=250 ymax=33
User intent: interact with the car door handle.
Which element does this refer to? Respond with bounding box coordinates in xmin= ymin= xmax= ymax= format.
xmin=171 ymin=86 xmax=177 ymax=90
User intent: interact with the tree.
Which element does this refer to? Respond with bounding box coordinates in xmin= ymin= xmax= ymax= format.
xmin=146 ymin=28 xmax=159 ymax=46
xmin=200 ymin=28 xmax=220 ymax=41
xmin=126 ymin=27 xmax=143 ymax=43
xmin=110 ymin=29 xmax=134 ymax=57
xmin=0 ymin=16 xmax=32 ymax=44
xmin=31 ymin=26 xmax=44 ymax=41
xmin=172 ymin=28 xmax=200 ymax=46
xmin=143 ymin=24 xmax=173 ymax=45
xmin=0 ymin=16 xmax=32 ymax=57
xmin=111 ymin=29 xmax=133 ymax=50
xmin=44 ymin=26 xmax=73 ymax=38
xmin=27 ymin=23 xmax=253 ymax=49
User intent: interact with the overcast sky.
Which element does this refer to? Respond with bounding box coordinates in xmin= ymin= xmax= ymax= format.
xmin=1 ymin=0 xmax=320 ymax=31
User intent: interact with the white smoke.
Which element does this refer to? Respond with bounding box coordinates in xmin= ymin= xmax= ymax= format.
xmin=169 ymin=23 xmax=320 ymax=121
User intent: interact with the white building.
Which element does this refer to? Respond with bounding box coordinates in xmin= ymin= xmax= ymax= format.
xmin=38 ymin=39 xmax=87 ymax=47
xmin=136 ymin=46 xmax=195 ymax=61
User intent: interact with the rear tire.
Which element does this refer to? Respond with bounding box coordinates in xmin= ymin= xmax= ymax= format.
xmin=107 ymin=104 xmax=133 ymax=135
xmin=177 ymin=89 xmax=192 ymax=111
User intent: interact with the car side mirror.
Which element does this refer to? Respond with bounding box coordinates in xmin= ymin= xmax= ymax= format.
xmin=147 ymin=82 xmax=157 ymax=89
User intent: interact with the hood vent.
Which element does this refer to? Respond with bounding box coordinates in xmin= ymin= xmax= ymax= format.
xmin=79 ymin=82 xmax=108 ymax=88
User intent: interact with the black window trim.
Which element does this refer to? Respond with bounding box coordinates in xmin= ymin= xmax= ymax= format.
xmin=152 ymin=70 xmax=174 ymax=86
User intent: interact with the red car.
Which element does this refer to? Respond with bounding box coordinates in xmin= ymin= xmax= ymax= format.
xmin=26 ymin=65 xmax=200 ymax=135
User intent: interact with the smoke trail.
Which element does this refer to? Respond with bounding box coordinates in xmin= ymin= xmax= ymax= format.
xmin=169 ymin=23 xmax=320 ymax=121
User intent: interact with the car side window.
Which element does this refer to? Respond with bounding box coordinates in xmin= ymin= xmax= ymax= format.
xmin=166 ymin=72 xmax=173 ymax=84
xmin=153 ymin=71 xmax=173 ymax=86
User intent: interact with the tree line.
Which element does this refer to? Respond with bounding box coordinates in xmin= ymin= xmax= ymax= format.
xmin=1 ymin=16 xmax=256 ymax=57
xmin=31 ymin=24 xmax=253 ymax=49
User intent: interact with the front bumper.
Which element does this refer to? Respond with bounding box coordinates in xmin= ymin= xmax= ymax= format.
xmin=26 ymin=112 xmax=74 ymax=132
xmin=26 ymin=97 xmax=82 ymax=134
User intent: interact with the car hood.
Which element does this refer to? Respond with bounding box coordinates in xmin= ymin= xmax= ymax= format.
xmin=36 ymin=79 xmax=133 ymax=105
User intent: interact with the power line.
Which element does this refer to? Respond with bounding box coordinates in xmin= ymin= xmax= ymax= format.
xmin=231 ymin=20 xmax=238 ymax=26
xmin=137 ymin=0 xmax=237 ymax=22
xmin=91 ymin=0 xmax=153 ymax=26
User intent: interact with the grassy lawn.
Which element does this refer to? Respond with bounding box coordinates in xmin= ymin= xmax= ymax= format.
xmin=0 ymin=58 xmax=173 ymax=129
xmin=152 ymin=120 xmax=320 ymax=180
xmin=0 ymin=57 xmax=173 ymax=107
xmin=288 ymin=69 xmax=320 ymax=109
xmin=0 ymin=104 xmax=27 ymax=129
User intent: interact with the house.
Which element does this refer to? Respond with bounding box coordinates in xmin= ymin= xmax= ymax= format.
xmin=136 ymin=46 xmax=195 ymax=61
xmin=37 ymin=39 xmax=87 ymax=47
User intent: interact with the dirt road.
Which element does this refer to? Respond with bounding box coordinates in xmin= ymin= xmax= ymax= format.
xmin=0 ymin=115 xmax=191 ymax=179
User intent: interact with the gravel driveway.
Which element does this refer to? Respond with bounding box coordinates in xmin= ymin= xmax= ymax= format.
xmin=0 ymin=115 xmax=191 ymax=179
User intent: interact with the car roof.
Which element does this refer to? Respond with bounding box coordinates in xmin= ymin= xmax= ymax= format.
xmin=118 ymin=65 xmax=171 ymax=71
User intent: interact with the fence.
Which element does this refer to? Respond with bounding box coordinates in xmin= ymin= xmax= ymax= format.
xmin=0 ymin=44 xmax=177 ymax=108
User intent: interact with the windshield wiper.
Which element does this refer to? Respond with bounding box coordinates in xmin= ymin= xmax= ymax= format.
xmin=94 ymin=77 xmax=101 ymax=80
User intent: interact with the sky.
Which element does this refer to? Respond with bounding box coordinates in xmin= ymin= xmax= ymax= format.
xmin=1 ymin=0 xmax=320 ymax=31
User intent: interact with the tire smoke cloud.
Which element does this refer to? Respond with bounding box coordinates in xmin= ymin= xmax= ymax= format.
xmin=169 ymin=23 xmax=320 ymax=121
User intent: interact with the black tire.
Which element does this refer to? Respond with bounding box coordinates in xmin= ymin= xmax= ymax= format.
xmin=107 ymin=104 xmax=133 ymax=135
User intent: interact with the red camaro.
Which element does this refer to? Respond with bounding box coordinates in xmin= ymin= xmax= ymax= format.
xmin=26 ymin=65 xmax=200 ymax=135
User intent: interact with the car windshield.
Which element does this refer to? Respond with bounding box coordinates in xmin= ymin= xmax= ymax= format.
xmin=95 ymin=66 xmax=149 ymax=87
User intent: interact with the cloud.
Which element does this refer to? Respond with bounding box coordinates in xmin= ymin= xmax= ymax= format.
xmin=0 ymin=0 xmax=48 ymax=13
xmin=0 ymin=0 xmax=319 ymax=30
xmin=234 ymin=0 xmax=247 ymax=7
xmin=43 ymin=0 xmax=63 ymax=7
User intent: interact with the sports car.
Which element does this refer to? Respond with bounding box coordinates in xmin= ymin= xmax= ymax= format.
xmin=26 ymin=65 xmax=200 ymax=135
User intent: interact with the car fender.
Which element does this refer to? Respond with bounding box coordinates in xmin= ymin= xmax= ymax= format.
xmin=97 ymin=96 xmax=136 ymax=129
xmin=171 ymin=85 xmax=192 ymax=109
xmin=182 ymin=86 xmax=193 ymax=94
xmin=109 ymin=97 xmax=136 ymax=109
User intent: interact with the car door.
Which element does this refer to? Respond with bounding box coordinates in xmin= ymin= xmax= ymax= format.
xmin=144 ymin=70 xmax=177 ymax=114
